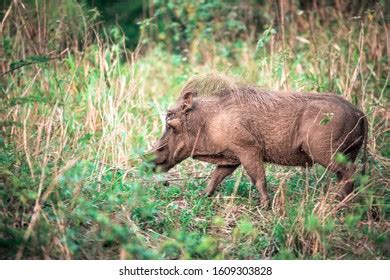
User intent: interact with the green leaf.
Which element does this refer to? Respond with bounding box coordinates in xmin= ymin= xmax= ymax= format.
xmin=334 ymin=152 xmax=349 ymax=165
xmin=10 ymin=55 xmax=51 ymax=70
xmin=237 ymin=219 xmax=254 ymax=236
xmin=319 ymin=112 xmax=334 ymax=125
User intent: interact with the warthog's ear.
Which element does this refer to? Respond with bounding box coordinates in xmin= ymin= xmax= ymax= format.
xmin=181 ymin=91 xmax=193 ymax=112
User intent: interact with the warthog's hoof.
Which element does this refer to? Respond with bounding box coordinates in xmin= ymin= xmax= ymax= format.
xmin=337 ymin=180 xmax=354 ymax=200
xmin=336 ymin=191 xmax=347 ymax=201
xmin=200 ymin=189 xmax=213 ymax=197
xmin=163 ymin=180 xmax=170 ymax=186
xmin=260 ymin=198 xmax=271 ymax=210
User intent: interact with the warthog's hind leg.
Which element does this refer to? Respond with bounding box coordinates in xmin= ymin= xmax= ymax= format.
xmin=302 ymin=140 xmax=360 ymax=201
xmin=202 ymin=164 xmax=239 ymax=196
xmin=316 ymin=158 xmax=357 ymax=200
xmin=335 ymin=164 xmax=356 ymax=200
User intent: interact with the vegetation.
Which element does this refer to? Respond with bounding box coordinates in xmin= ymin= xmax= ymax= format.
xmin=0 ymin=0 xmax=389 ymax=259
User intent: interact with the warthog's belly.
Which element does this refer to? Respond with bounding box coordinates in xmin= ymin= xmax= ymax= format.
xmin=263 ymin=148 xmax=313 ymax=167
xmin=193 ymin=149 xmax=313 ymax=167
xmin=193 ymin=152 xmax=240 ymax=165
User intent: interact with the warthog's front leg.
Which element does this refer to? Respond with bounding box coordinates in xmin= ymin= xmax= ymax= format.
xmin=202 ymin=164 xmax=239 ymax=196
xmin=237 ymin=151 xmax=270 ymax=209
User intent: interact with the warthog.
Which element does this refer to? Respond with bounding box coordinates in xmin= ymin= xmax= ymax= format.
xmin=149 ymin=75 xmax=368 ymax=208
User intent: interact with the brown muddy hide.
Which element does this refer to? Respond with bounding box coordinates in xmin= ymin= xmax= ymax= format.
xmin=147 ymin=75 xmax=368 ymax=209
xmin=149 ymin=92 xmax=194 ymax=172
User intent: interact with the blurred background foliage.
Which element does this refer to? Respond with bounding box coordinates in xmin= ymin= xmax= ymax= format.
xmin=1 ymin=0 xmax=387 ymax=51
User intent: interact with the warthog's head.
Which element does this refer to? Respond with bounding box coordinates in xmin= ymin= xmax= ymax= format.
xmin=148 ymin=92 xmax=194 ymax=172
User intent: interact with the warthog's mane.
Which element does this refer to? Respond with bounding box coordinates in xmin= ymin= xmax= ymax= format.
xmin=179 ymin=73 xmax=332 ymax=109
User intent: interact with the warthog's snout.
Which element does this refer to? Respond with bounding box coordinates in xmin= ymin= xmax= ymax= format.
xmin=144 ymin=142 xmax=175 ymax=173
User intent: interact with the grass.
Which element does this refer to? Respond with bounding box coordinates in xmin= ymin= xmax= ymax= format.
xmin=0 ymin=1 xmax=389 ymax=259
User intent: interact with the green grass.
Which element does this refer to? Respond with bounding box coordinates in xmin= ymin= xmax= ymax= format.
xmin=0 ymin=1 xmax=389 ymax=259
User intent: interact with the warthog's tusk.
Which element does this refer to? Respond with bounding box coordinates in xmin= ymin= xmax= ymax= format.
xmin=143 ymin=142 xmax=168 ymax=157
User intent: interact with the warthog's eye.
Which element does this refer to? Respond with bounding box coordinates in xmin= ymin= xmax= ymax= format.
xmin=166 ymin=111 xmax=175 ymax=120
xmin=156 ymin=143 xmax=167 ymax=152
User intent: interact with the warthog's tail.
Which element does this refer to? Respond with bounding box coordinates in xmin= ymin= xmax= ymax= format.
xmin=361 ymin=114 xmax=369 ymax=176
